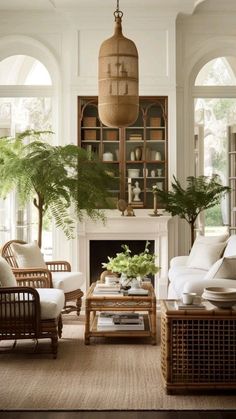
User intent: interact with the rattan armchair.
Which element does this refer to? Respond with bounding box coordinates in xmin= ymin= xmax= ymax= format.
xmin=1 ymin=240 xmax=84 ymax=316
xmin=0 ymin=273 xmax=63 ymax=358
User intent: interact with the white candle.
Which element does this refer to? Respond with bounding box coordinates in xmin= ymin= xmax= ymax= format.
xmin=153 ymin=193 xmax=157 ymax=213
xmin=128 ymin=179 xmax=132 ymax=203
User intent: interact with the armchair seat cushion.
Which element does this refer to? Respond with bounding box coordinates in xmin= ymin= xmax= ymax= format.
xmin=168 ymin=266 xmax=207 ymax=298
xmin=51 ymin=271 xmax=84 ymax=293
xmin=37 ymin=288 xmax=65 ymax=319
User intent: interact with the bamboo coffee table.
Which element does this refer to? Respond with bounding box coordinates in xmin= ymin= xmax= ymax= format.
xmin=84 ymin=282 xmax=157 ymax=345
xmin=161 ymin=299 xmax=236 ymax=394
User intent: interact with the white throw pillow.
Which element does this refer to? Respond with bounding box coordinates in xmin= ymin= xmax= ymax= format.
xmin=223 ymin=235 xmax=236 ymax=257
xmin=0 ymin=256 xmax=17 ymax=287
xmin=194 ymin=234 xmax=229 ymax=244
xmin=204 ymin=256 xmax=236 ymax=280
xmin=11 ymin=241 xmax=47 ymax=269
xmin=187 ymin=242 xmax=226 ymax=271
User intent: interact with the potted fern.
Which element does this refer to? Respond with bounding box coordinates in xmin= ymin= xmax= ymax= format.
xmin=0 ymin=130 xmax=115 ymax=247
xmin=156 ymin=175 xmax=230 ymax=247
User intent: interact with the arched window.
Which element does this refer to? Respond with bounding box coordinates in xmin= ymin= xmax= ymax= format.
xmin=0 ymin=54 xmax=54 ymax=257
xmin=195 ymin=57 xmax=236 ymax=86
xmin=0 ymin=55 xmax=52 ymax=85
xmin=194 ymin=56 xmax=236 ymax=236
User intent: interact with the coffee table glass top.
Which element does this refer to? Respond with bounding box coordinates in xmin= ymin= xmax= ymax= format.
xmin=87 ymin=281 xmax=154 ymax=299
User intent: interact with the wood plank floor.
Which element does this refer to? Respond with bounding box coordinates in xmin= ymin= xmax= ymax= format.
xmin=0 ymin=411 xmax=235 ymax=419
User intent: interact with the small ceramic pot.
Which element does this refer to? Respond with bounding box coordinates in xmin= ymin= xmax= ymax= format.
xmin=128 ymin=168 xmax=140 ymax=178
xmin=103 ymin=152 xmax=113 ymax=161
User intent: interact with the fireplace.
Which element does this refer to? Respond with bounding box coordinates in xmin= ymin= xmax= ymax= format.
xmin=77 ymin=209 xmax=172 ymax=298
xmin=89 ymin=240 xmax=155 ymax=284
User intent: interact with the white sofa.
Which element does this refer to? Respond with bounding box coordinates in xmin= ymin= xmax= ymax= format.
xmin=168 ymin=234 xmax=236 ymax=299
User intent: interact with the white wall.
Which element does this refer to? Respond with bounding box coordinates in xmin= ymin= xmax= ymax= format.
xmin=0 ymin=5 xmax=179 ymax=264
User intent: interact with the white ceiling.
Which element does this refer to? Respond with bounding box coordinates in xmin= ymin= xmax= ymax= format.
xmin=0 ymin=0 xmax=206 ymax=13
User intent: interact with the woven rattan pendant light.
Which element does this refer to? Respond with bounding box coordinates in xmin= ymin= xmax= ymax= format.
xmin=98 ymin=0 xmax=139 ymax=128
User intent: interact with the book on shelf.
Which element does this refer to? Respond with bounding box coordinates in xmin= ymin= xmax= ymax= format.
xmin=129 ymin=135 xmax=143 ymax=141
xmin=174 ymin=301 xmax=206 ymax=310
xmin=97 ymin=313 xmax=145 ymax=331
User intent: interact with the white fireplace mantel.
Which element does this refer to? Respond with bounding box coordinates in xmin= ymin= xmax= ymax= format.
xmin=77 ymin=209 xmax=172 ymax=298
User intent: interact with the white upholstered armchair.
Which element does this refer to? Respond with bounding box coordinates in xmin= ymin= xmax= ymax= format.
xmin=1 ymin=240 xmax=84 ymax=316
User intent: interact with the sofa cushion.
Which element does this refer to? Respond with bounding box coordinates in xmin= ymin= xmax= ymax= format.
xmin=186 ymin=241 xmax=226 ymax=270
xmin=204 ymin=257 xmax=236 ymax=280
xmin=51 ymin=271 xmax=84 ymax=293
xmin=0 ymin=256 xmax=17 ymax=287
xmin=168 ymin=265 xmax=207 ymax=283
xmin=169 ymin=256 xmax=189 ymax=268
xmin=11 ymin=241 xmax=47 ymax=269
xmin=168 ymin=268 xmax=206 ymax=298
xmin=37 ymin=288 xmax=65 ymax=319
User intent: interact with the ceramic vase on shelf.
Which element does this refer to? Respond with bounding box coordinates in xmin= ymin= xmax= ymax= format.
xmin=130 ymin=150 xmax=135 ymax=161
xmin=134 ymin=146 xmax=142 ymax=161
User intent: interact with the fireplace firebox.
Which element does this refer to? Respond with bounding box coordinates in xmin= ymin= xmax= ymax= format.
xmin=89 ymin=240 xmax=155 ymax=284
xmin=77 ymin=209 xmax=172 ymax=298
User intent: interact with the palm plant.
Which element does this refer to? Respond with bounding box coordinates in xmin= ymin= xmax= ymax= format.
xmin=0 ymin=130 xmax=116 ymax=247
xmin=156 ymin=175 xmax=230 ymax=247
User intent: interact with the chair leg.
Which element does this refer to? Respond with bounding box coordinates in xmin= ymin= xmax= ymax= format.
xmin=76 ymin=295 xmax=82 ymax=316
xmin=51 ymin=335 xmax=58 ymax=359
xmin=58 ymin=314 xmax=63 ymax=338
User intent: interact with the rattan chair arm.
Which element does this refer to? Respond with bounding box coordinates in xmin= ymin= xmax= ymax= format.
xmin=46 ymin=261 xmax=71 ymax=272
xmin=15 ymin=275 xmax=51 ymax=288
xmin=12 ymin=268 xmax=53 ymax=287
xmin=0 ymin=286 xmax=41 ymax=333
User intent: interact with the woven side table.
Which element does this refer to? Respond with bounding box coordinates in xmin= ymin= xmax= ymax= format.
xmin=160 ymin=300 xmax=236 ymax=394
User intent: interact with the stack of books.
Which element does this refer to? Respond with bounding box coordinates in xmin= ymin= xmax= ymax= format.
xmin=175 ymin=300 xmax=206 ymax=310
xmin=93 ymin=283 xmax=121 ymax=295
xmin=97 ymin=312 xmax=145 ymax=331
xmin=129 ymin=134 xmax=143 ymax=141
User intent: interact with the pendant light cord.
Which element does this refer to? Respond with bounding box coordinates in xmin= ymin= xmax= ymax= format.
xmin=114 ymin=0 xmax=123 ymax=19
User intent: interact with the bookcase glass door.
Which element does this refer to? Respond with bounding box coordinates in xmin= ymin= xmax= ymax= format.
xmin=78 ymin=96 xmax=168 ymax=209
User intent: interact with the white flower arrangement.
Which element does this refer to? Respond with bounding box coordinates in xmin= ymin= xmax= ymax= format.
xmin=102 ymin=241 xmax=159 ymax=279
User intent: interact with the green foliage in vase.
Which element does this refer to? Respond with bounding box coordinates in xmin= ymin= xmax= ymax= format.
xmin=156 ymin=174 xmax=230 ymax=247
xmin=102 ymin=241 xmax=160 ymax=278
xmin=0 ymin=130 xmax=116 ymax=247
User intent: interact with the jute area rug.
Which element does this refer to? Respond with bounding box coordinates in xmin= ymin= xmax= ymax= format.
xmin=0 ymin=314 xmax=235 ymax=410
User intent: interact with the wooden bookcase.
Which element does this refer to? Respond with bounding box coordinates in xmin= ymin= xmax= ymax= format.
xmin=77 ymin=96 xmax=168 ymax=209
